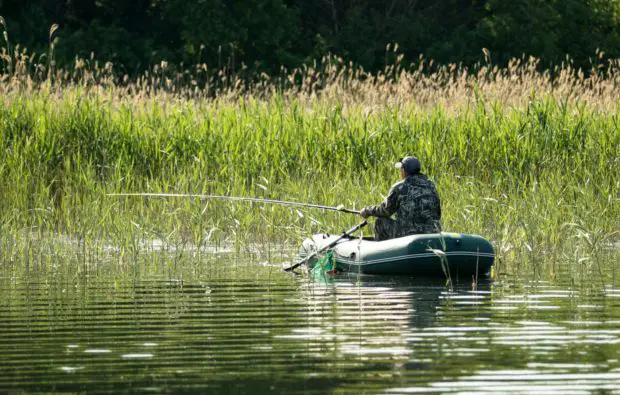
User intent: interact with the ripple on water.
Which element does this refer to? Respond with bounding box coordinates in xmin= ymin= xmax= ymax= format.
xmin=0 ymin=274 xmax=618 ymax=393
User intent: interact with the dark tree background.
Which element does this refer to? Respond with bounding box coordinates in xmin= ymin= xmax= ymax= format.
xmin=0 ymin=0 xmax=619 ymax=75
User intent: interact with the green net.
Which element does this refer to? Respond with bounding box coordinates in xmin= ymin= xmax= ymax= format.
xmin=310 ymin=251 xmax=337 ymax=279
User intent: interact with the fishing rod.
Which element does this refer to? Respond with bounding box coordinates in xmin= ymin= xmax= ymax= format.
xmin=107 ymin=193 xmax=361 ymax=215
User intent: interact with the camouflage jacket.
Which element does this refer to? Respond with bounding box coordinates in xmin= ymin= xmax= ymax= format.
xmin=365 ymin=173 xmax=442 ymax=235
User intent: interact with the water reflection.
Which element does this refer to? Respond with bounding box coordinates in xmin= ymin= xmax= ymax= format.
xmin=0 ymin=272 xmax=618 ymax=393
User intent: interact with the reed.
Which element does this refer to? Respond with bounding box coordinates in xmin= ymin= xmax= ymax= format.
xmin=0 ymin=31 xmax=618 ymax=285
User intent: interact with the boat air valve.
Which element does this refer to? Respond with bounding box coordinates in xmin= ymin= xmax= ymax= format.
xmin=455 ymin=239 xmax=461 ymax=246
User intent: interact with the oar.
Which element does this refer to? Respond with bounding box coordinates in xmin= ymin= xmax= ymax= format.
xmin=107 ymin=193 xmax=361 ymax=214
xmin=283 ymin=220 xmax=368 ymax=272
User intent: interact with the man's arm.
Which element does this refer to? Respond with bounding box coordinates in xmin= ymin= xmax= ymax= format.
xmin=362 ymin=184 xmax=400 ymax=218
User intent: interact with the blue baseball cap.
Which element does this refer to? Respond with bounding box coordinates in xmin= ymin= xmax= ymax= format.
xmin=395 ymin=156 xmax=421 ymax=174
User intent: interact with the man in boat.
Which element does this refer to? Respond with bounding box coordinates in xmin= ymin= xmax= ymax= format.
xmin=360 ymin=156 xmax=442 ymax=240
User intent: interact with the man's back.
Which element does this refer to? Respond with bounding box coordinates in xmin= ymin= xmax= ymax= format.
xmin=392 ymin=174 xmax=442 ymax=236
xmin=361 ymin=156 xmax=442 ymax=241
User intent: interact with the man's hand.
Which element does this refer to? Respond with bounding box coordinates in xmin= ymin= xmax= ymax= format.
xmin=360 ymin=208 xmax=371 ymax=218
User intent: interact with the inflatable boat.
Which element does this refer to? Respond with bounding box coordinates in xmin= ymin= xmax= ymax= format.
xmin=298 ymin=232 xmax=494 ymax=279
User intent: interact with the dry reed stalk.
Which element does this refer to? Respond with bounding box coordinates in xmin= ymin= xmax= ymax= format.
xmin=0 ymin=42 xmax=619 ymax=112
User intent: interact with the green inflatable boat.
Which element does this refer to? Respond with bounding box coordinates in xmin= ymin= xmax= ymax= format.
xmin=298 ymin=232 xmax=495 ymax=278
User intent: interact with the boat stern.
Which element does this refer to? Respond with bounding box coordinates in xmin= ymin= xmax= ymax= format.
xmin=298 ymin=233 xmax=343 ymax=268
xmin=297 ymin=235 xmax=320 ymax=268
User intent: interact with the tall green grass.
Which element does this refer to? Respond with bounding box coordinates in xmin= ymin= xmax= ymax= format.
xmin=0 ymin=90 xmax=617 ymax=284
xmin=0 ymin=26 xmax=618 ymax=283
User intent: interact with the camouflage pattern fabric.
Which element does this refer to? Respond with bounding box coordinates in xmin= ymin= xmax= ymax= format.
xmin=365 ymin=173 xmax=442 ymax=240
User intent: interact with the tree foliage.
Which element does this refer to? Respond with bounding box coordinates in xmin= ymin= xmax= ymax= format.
xmin=0 ymin=0 xmax=619 ymax=74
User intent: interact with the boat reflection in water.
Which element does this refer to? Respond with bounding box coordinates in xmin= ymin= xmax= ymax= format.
xmin=291 ymin=273 xmax=492 ymax=386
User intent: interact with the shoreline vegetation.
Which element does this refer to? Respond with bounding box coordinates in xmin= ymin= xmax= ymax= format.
xmin=0 ymin=35 xmax=618 ymax=286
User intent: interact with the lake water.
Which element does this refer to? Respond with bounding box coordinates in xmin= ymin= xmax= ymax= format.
xmin=1 ymin=263 xmax=619 ymax=394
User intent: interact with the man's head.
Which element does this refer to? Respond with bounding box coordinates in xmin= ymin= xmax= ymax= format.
xmin=395 ymin=156 xmax=421 ymax=177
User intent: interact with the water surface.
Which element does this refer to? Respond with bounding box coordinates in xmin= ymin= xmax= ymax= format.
xmin=1 ymin=269 xmax=619 ymax=393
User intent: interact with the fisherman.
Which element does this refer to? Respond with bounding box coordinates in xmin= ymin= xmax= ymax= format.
xmin=360 ymin=156 xmax=442 ymax=240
